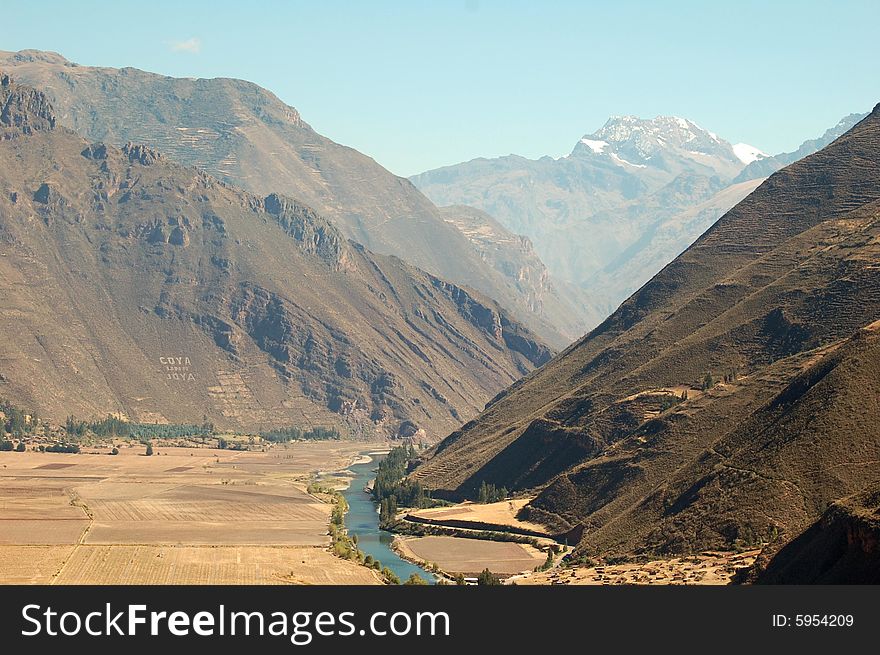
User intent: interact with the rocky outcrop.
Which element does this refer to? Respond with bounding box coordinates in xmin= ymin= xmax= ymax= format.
xmin=262 ymin=193 xmax=347 ymax=267
xmin=122 ymin=142 xmax=162 ymax=165
xmin=0 ymin=72 xmax=56 ymax=137
xmin=429 ymin=276 xmax=552 ymax=369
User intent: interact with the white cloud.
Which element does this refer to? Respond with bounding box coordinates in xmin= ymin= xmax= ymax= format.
xmin=170 ymin=38 xmax=202 ymax=54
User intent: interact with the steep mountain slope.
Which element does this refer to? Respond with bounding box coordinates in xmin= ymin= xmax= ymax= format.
xmin=756 ymin=485 xmax=880 ymax=584
xmin=575 ymin=176 xmax=763 ymax=310
xmin=438 ymin=206 xmax=602 ymax=339
xmin=734 ymin=112 xmax=867 ymax=183
xmin=0 ymin=73 xmax=550 ymax=439
xmin=412 ymin=105 xmax=880 ymax=559
xmin=0 ymin=49 xmax=587 ymax=345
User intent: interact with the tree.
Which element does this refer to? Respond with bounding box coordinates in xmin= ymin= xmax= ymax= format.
xmin=701 ymin=372 xmax=715 ymax=391
xmin=477 ymin=481 xmax=507 ymax=503
xmin=404 ymin=573 xmax=428 ymax=585
xmin=453 ymin=573 xmax=466 ymax=586
xmin=477 ymin=568 xmax=502 ymax=585
xmin=110 ymin=447 xmax=119 ymax=455
xmin=15 ymin=441 xmax=25 ymax=452
xmin=145 ymin=443 xmax=154 ymax=456
xmin=382 ymin=567 xmax=400 ymax=585
xmin=0 ymin=441 xmax=13 ymax=451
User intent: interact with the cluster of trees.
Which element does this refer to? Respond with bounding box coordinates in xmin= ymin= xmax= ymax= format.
xmin=64 ymin=415 xmax=213 ymax=440
xmin=0 ymin=440 xmax=25 ymax=452
xmin=477 ymin=569 xmax=502 ymax=585
xmin=217 ymin=437 xmax=249 ymax=451
xmin=1 ymin=399 xmax=36 ymax=438
xmin=476 ymin=481 xmax=508 ymax=503
xmin=701 ymin=369 xmax=739 ymax=391
xmin=259 ymin=426 xmax=341 ymax=443
xmin=372 ymin=446 xmax=433 ymax=527
xmin=45 ymin=443 xmax=80 ymax=453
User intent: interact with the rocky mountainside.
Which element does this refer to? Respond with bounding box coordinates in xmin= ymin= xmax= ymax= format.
xmin=412 ymin=105 xmax=880 ymax=562
xmin=0 ymin=73 xmax=551 ymax=440
xmin=412 ymin=113 xmax=867 ymax=327
xmin=438 ymin=205 xmax=602 ymax=338
xmin=0 ymin=49 xmax=587 ymax=346
xmin=411 ymin=115 xmax=758 ymax=284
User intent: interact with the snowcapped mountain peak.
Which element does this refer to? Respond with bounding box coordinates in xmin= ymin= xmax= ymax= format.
xmin=732 ymin=142 xmax=769 ymax=165
xmin=581 ymin=115 xmax=737 ymax=158
xmin=568 ymin=114 xmax=749 ymax=178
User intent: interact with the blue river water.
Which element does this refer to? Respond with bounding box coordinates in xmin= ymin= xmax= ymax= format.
xmin=341 ymin=456 xmax=435 ymax=584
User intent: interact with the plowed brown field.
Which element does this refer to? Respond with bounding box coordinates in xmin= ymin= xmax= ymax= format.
xmin=0 ymin=443 xmax=380 ymax=584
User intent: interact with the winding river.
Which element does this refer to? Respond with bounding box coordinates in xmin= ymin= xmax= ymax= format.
xmin=342 ymin=455 xmax=435 ymax=584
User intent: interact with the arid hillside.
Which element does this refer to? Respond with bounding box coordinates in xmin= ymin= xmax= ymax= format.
xmin=413 ymin=104 xmax=880 ymax=560
xmin=0 ymin=49 xmax=588 ymax=345
xmin=0 ymin=73 xmax=550 ymax=438
xmin=756 ymin=484 xmax=880 ymax=584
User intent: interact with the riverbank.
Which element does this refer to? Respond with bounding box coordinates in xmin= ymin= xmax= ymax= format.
xmin=324 ymin=453 xmax=437 ymax=584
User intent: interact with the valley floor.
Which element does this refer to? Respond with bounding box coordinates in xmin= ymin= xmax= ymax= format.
xmin=394 ymin=498 xmax=759 ymax=584
xmin=0 ymin=443 xmax=382 ymax=585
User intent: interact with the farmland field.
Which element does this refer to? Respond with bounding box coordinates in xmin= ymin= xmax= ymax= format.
xmin=396 ymin=535 xmax=546 ymax=576
xmin=54 ymin=545 xmax=379 ymax=585
xmin=405 ymin=498 xmax=550 ymax=535
xmin=0 ymin=443 xmax=381 ymax=584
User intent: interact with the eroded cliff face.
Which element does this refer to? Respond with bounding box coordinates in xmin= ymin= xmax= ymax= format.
xmin=0 ymin=74 xmax=552 ymax=440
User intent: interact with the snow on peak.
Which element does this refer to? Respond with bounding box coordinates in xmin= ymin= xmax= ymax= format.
xmin=593 ymin=115 xmax=719 ymax=147
xmin=609 ymin=152 xmax=646 ymax=168
xmin=579 ymin=138 xmax=608 ymax=153
xmin=732 ymin=143 xmax=769 ymax=165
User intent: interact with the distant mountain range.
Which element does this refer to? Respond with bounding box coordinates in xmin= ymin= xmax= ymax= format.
xmin=0 ymin=72 xmax=551 ymax=440
xmin=0 ymin=49 xmax=589 ymax=346
xmin=412 ymin=112 xmax=867 ymax=325
xmin=413 ymin=105 xmax=880 ymax=576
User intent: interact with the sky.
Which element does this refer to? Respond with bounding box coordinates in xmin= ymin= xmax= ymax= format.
xmin=3 ymin=0 xmax=879 ymax=177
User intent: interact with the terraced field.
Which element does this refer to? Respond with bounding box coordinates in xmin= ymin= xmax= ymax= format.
xmin=0 ymin=443 xmax=381 ymax=584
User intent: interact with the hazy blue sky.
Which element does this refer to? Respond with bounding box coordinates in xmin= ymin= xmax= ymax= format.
xmin=4 ymin=0 xmax=879 ymax=176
